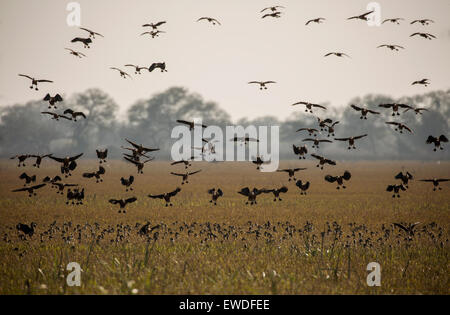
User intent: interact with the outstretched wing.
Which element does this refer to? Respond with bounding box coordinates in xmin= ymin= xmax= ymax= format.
xmin=238 ymin=187 xmax=250 ymax=197
xmin=324 ymin=175 xmax=337 ymax=183
xmin=168 ymin=187 xmax=181 ymax=197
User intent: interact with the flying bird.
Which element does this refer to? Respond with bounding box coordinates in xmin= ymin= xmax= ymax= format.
xmin=292 ymin=101 xmax=326 ymax=113
xmin=43 ymin=93 xmax=63 ymax=109
xmin=19 ymin=172 xmax=36 ymax=186
xmin=176 ymin=120 xmax=208 ymax=131
xmin=10 ymin=154 xmax=30 ymax=167
xmin=65 ymin=48 xmax=86 ymax=58
xmin=142 ymin=21 xmax=167 ymax=29
xmin=49 ymin=153 xmax=83 ymax=171
xmin=323 ymin=121 xmax=339 ymax=137
xmin=125 ymin=64 xmax=148 ymax=74
xmin=82 ymin=165 xmax=106 ymax=183
xmin=52 ymin=182 xmax=78 ymax=195
xmin=260 ymin=6 xmax=285 ymax=13
xmin=109 ymin=197 xmax=137 ymax=213
xmin=262 ymin=12 xmax=283 ymax=19
xmin=410 ymin=32 xmax=436 ymax=40
xmin=292 ymin=144 xmax=308 ymax=159
xmin=148 ymin=62 xmax=167 ymax=72
xmin=377 ymin=44 xmax=404 ymax=51
xmin=207 ymin=188 xmax=223 ymax=205
xmin=347 ymin=11 xmax=374 ymax=21
xmin=317 ymin=117 xmax=333 ymax=130
xmin=148 ymin=187 xmax=181 ymax=206
xmin=426 ymin=135 xmax=448 ymax=151
xmin=231 ymin=136 xmax=259 ymax=145
xmin=334 ymin=134 xmax=368 ymax=150
xmin=410 ymin=19 xmax=434 ymax=26
xmin=16 ymin=223 xmax=37 ymax=238
xmin=263 ymin=186 xmax=288 ymax=202
xmin=41 ymin=111 xmax=72 ymax=121
xmin=324 ymin=52 xmax=350 ymax=58
xmin=238 ymin=187 xmax=264 ymax=205
xmin=378 ymin=103 xmax=412 ymax=116
xmin=411 ymin=79 xmax=430 ymax=87
xmin=125 ymin=139 xmax=160 ymax=154
xmin=386 ymin=122 xmax=413 ymax=134
xmin=12 ymin=184 xmax=46 ymax=197
xmin=382 ymin=18 xmax=404 ymax=25
xmin=30 ymin=154 xmax=52 ymax=168
xmin=141 ymin=30 xmax=166 ymax=38
xmin=171 ymin=156 xmax=196 ymax=169
xmin=170 ymin=170 xmax=202 ymax=185
xmin=80 ymin=27 xmax=104 ymax=38
xmin=395 ymin=171 xmax=413 ymax=188
xmin=305 ymin=17 xmax=325 ymax=25
xmin=123 ymin=156 xmax=154 ymax=174
xmin=296 ymin=128 xmax=318 ymax=136
xmin=197 ymin=17 xmax=221 ymax=25
xmin=96 ymin=149 xmax=108 ymax=163
xmin=403 ymin=106 xmax=428 ymax=115
xmin=295 ymin=180 xmax=310 ymax=195
xmin=110 ymin=67 xmax=131 ymax=79
xmin=63 ymin=109 xmax=86 ymax=121
xmin=120 ymin=175 xmax=134 ymax=191
xmin=325 ymin=171 xmax=351 ymax=189
xmin=252 ymin=156 xmax=270 ymax=170
xmin=277 ymin=167 xmax=307 ymax=181
xmin=18 ymin=74 xmax=53 ymax=90
xmin=393 ymin=222 xmax=421 ymax=236
xmin=419 ymin=178 xmax=449 ymax=191
xmin=350 ymin=105 xmax=380 ymax=119
xmin=248 ymin=81 xmax=276 ymax=90
xmin=311 ymin=154 xmax=336 ymax=169
xmin=302 ymin=138 xmax=332 ymax=149
xmin=71 ymin=37 xmax=92 ymax=48
xmin=386 ymin=184 xmax=407 ymax=198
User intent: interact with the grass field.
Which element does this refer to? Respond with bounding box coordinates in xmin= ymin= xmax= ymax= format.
xmin=0 ymin=160 xmax=448 ymax=294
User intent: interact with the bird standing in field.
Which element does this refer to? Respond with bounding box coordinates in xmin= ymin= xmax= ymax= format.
xmin=295 ymin=180 xmax=310 ymax=195
xmin=263 ymin=186 xmax=288 ymax=202
xmin=207 ymin=188 xmax=223 ymax=205
xmin=197 ymin=17 xmax=221 ymax=25
xmin=12 ymin=184 xmax=46 ymax=197
xmin=292 ymin=101 xmax=326 ymax=113
xmin=292 ymin=144 xmax=308 ymax=159
xmin=16 ymin=223 xmax=37 ymax=238
xmin=419 ymin=178 xmax=449 ymax=191
xmin=120 ymin=176 xmax=134 ymax=192
xmin=18 ymin=74 xmax=53 ymax=90
xmin=325 ymin=171 xmax=351 ymax=189
xmin=426 ymin=135 xmax=448 ymax=151
xmin=386 ymin=122 xmax=413 ymax=134
xmin=148 ymin=187 xmax=181 ymax=206
xmin=238 ymin=187 xmax=264 ymax=205
xmin=311 ymin=154 xmax=336 ymax=169
xmin=170 ymin=170 xmax=201 ymax=185
xmin=43 ymin=93 xmax=63 ymax=109
xmin=96 ymin=149 xmax=108 ymax=164
xmin=386 ymin=184 xmax=407 ymax=198
xmin=248 ymin=81 xmax=276 ymax=90
xmin=334 ymin=134 xmax=368 ymax=150
xmin=350 ymin=105 xmax=380 ymax=119
xmin=277 ymin=167 xmax=307 ymax=181
xmin=109 ymin=197 xmax=137 ymax=213
xmin=64 ymin=109 xmax=86 ymax=121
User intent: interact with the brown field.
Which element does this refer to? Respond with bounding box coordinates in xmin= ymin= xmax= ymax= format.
xmin=0 ymin=160 xmax=449 ymax=294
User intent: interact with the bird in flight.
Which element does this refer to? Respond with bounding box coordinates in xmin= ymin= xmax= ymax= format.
xmin=317 ymin=117 xmax=333 ymax=131
xmin=410 ymin=32 xmax=436 ymax=40
xmin=292 ymin=101 xmax=326 ymax=113
xmin=124 ymin=156 xmax=154 ymax=174
xmin=110 ymin=67 xmax=131 ymax=79
xmin=49 ymin=153 xmax=83 ymax=175
xmin=277 ymin=168 xmax=307 ymax=181
xmin=303 ymin=138 xmax=332 ymax=149
xmin=197 ymin=17 xmax=221 ymax=25
xmin=325 ymin=171 xmax=351 ymax=189
xmin=64 ymin=109 xmax=86 ymax=121
xmin=18 ymin=74 xmax=53 ymax=91
xmin=263 ymin=186 xmax=288 ymax=202
xmin=120 ymin=176 xmax=134 ymax=192
xmin=12 ymin=184 xmax=46 ymax=197
xmin=71 ymin=37 xmax=92 ymax=48
xmin=65 ymin=48 xmax=86 ymax=58
xmin=149 ymin=62 xmax=167 ymax=72
xmin=382 ymin=18 xmax=404 ymax=25
xmin=96 ymin=149 xmax=108 ymax=164
xmin=419 ymin=178 xmax=449 ymax=191
xmin=41 ymin=111 xmax=72 ymax=121
xmin=334 ymin=134 xmax=368 ymax=150
xmin=238 ymin=187 xmax=264 ymax=205
xmin=292 ymin=144 xmax=308 ymax=159
xmin=386 ymin=184 xmax=407 ymax=198
xmin=207 ymin=188 xmax=223 ymax=205
xmin=80 ymin=27 xmax=104 ymax=38
xmin=393 ymin=222 xmax=421 ymax=236
xmin=82 ymin=165 xmax=106 ymax=183
xmin=19 ymin=172 xmax=36 ymax=186
xmin=386 ymin=122 xmax=413 ymax=134
xmin=176 ymin=119 xmax=208 ymax=131
xmin=395 ymin=171 xmax=414 ymax=188
xmin=10 ymin=154 xmax=31 ymax=167
xmin=109 ymin=197 xmax=137 ymax=213
xmin=323 ymin=121 xmax=339 ymax=137
xmin=296 ymin=128 xmax=318 ymax=136
xmin=295 ymin=180 xmax=310 ymax=195
xmin=43 ymin=93 xmax=63 ymax=109
xmin=305 ymin=17 xmax=325 ymax=26
xmin=404 ymin=106 xmax=428 ymax=115
xmin=311 ymin=154 xmax=336 ymax=169
xmin=142 ymin=21 xmax=166 ymax=29
xmin=141 ymin=30 xmax=165 ymax=38
xmin=426 ymin=135 xmax=448 ymax=151
xmin=148 ymin=187 xmax=181 ymax=206
xmin=260 ymin=6 xmax=285 ymax=13
xmin=411 ymin=78 xmax=430 ymax=87
xmin=324 ymin=52 xmax=350 ymax=58
xmin=30 ymin=154 xmax=52 ymax=168
xmin=377 ymin=44 xmax=404 ymax=51
xmin=262 ymin=12 xmax=282 ymax=19
xmin=125 ymin=138 xmax=160 ymax=154
xmin=410 ymin=19 xmax=434 ymax=26
xmin=350 ymin=105 xmax=380 ymax=119
xmin=378 ymin=103 xmax=412 ymax=116
xmin=347 ymin=11 xmax=374 ymax=21
xmin=231 ymin=136 xmax=259 ymax=145
xmin=170 ymin=170 xmax=202 ymax=185
xmin=171 ymin=156 xmax=196 ymax=169
xmin=252 ymin=156 xmax=270 ymax=170
xmin=248 ymin=81 xmax=276 ymax=90
xmin=125 ymin=64 xmax=148 ymax=74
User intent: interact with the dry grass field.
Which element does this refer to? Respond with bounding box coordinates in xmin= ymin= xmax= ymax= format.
xmin=0 ymin=160 xmax=448 ymax=294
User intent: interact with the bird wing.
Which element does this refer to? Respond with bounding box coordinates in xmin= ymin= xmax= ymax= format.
xmin=123 ymin=156 xmax=140 ymax=165
xmin=18 ymin=74 xmax=33 ymax=80
xmin=168 ymin=187 xmax=181 ymax=197
xmin=439 ymin=135 xmax=448 ymax=142
xmin=351 ymin=104 xmax=363 ymax=111
xmin=325 ymin=175 xmax=337 ymax=183
xmin=31 ymin=184 xmax=46 ymax=190
xmin=311 ymin=154 xmax=322 ymax=160
xmin=69 ymin=153 xmax=83 ymax=161
xmin=170 ymin=172 xmax=184 ymax=177
xmin=238 ymin=187 xmax=250 ymax=196
xmin=354 ymin=134 xmax=368 ymax=140
xmin=125 ymin=197 xmax=137 ymax=204
xmin=334 ymin=137 xmax=350 ymax=141
xmin=147 ymin=194 xmax=164 ymax=199
xmin=188 ymin=170 xmax=201 ymax=176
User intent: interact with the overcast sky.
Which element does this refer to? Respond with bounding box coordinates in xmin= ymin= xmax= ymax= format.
xmin=0 ymin=0 xmax=449 ymax=121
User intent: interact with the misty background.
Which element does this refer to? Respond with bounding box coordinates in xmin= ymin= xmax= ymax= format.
xmin=0 ymin=87 xmax=448 ymax=160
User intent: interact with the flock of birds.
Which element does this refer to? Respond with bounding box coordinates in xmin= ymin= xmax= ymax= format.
xmin=9 ymin=6 xmax=449 ymax=221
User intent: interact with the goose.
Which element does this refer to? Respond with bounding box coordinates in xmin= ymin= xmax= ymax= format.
xmin=41 ymin=111 xmax=72 ymax=121
xmin=377 ymin=44 xmax=404 ymax=51
xmin=60 ymin=160 xmax=78 ymax=177
xmin=317 ymin=117 xmax=333 ymax=130
xmin=82 ymin=165 xmax=106 ymax=183
xmin=386 ymin=184 xmax=407 ymax=198
xmin=148 ymin=187 xmax=181 ymax=206
xmin=19 ymin=172 xmax=36 ymax=185
xmin=120 ymin=175 xmax=134 ymax=191
xmin=123 ymin=156 xmax=154 ymax=174
xmin=323 ymin=121 xmax=339 ymax=137
xmin=122 ymin=152 xmax=147 ymax=162
xmin=16 ymin=223 xmax=37 ymax=238
xmin=419 ymin=178 xmax=450 ymax=191
xmin=109 ymin=197 xmax=137 ymax=213
xmin=197 ymin=17 xmax=221 ymax=25
xmin=410 ymin=32 xmax=436 ymax=40
xmin=50 ymin=153 xmax=83 ymax=169
xmin=66 ymin=188 xmax=85 ymax=205
xmin=292 ymin=144 xmax=308 ymax=159
xmin=125 ymin=138 xmax=160 ymax=154
xmin=295 ymin=180 xmax=310 ymax=195
xmin=18 ymin=74 xmax=53 ymax=90
xmin=350 ymin=105 xmax=380 ymax=119
xmin=277 ymin=167 xmax=307 ymax=181
xmin=248 ymin=81 xmax=276 ymax=90
xmin=71 ymin=37 xmax=92 ymax=48
xmin=142 ymin=21 xmax=166 ymax=29
xmin=12 ymin=183 xmax=46 ymax=197
xmin=296 ymin=128 xmax=318 ymax=136
xmin=325 ymin=171 xmax=351 ymax=189
xmin=110 ymin=67 xmax=131 ymax=78
xmin=411 ymin=78 xmax=429 ymax=87
xmin=347 ymin=11 xmax=374 ymax=21
xmin=385 ymin=122 xmax=413 ymax=134
xmin=395 ymin=171 xmax=413 ymax=188
xmin=96 ymin=149 xmax=108 ymax=163
xmin=42 ymin=175 xmax=62 ymax=186
xmin=292 ymin=101 xmax=326 ymax=113
xmin=302 ymin=138 xmax=332 ymax=149
xmin=176 ymin=119 xmax=208 ymax=130
xmin=65 ymin=48 xmax=86 ymax=58
xmin=252 ymin=156 xmax=270 ymax=170
xmin=149 ymin=62 xmax=167 ymax=72
xmin=231 ymin=136 xmax=259 ymax=145
xmin=238 ymin=187 xmax=264 ymax=205
xmin=393 ymin=222 xmax=421 ymax=236
xmin=43 ymin=93 xmax=63 ymax=109
xmin=52 ymin=183 xmax=78 ymax=195
xmin=311 ymin=154 xmax=336 ymax=169
xmin=382 ymin=18 xmax=404 ymax=25
xmin=30 ymin=154 xmax=52 ymax=168
xmin=263 ymin=186 xmax=288 ymax=201
xmin=324 ymin=52 xmax=350 ymax=58
xmin=80 ymin=27 xmax=104 ymax=38
xmin=410 ymin=19 xmax=434 ymax=26
xmin=404 ymin=106 xmax=428 ymax=115
xmin=261 ymin=6 xmax=285 ymax=13
xmin=64 ymin=109 xmax=86 ymax=121
xmin=334 ymin=134 xmax=367 ymax=149
xmin=10 ymin=154 xmax=31 ymax=167
xmin=124 ymin=64 xmax=148 ymax=74
xmin=305 ymin=17 xmax=325 ymax=25
xmin=262 ymin=12 xmax=282 ymax=19
xmin=141 ymin=30 xmax=165 ymax=38
xmin=171 ymin=156 xmax=196 ymax=169
xmin=426 ymin=135 xmax=448 ymax=151
xmin=378 ymin=103 xmax=412 ymax=116
xmin=170 ymin=170 xmax=201 ymax=184
xmin=208 ymin=188 xmax=223 ymax=205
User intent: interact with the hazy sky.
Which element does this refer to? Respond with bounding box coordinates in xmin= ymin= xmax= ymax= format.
xmin=0 ymin=0 xmax=449 ymax=121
